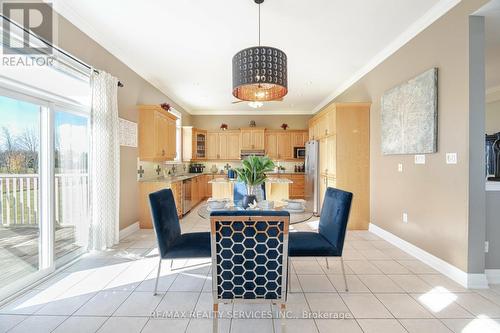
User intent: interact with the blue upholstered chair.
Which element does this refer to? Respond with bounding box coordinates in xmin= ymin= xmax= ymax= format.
xmin=149 ymin=189 xmax=211 ymax=295
xmin=288 ymin=187 xmax=353 ymax=291
xmin=233 ymin=182 xmax=266 ymax=206
xmin=210 ymin=210 xmax=290 ymax=311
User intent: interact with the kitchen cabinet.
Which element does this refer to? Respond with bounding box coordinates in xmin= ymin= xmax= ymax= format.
xmin=264 ymin=132 xmax=278 ymax=158
xmin=240 ymin=128 xmax=265 ymax=150
xmin=138 ymin=105 xmax=177 ymax=161
xmin=289 ymin=174 xmax=305 ymax=199
xmin=206 ymin=132 xmax=219 ymax=159
xmin=265 ymin=131 xmax=292 ymax=160
xmin=291 ymin=130 xmax=308 ymax=147
xmin=139 ymin=180 xmax=183 ymax=228
xmin=206 ymin=131 xmax=241 ymax=160
xmin=309 ymin=103 xmax=370 ymax=230
xmin=183 ymin=127 xmax=207 ymax=161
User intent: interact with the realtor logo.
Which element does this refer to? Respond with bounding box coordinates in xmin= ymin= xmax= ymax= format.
xmin=2 ymin=1 xmax=53 ymax=55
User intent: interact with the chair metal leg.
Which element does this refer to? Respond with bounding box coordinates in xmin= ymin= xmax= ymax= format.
xmin=325 ymin=257 xmax=329 ymax=269
xmin=287 ymin=258 xmax=291 ymax=293
xmin=153 ymin=258 xmax=162 ymax=296
xmin=170 ymin=259 xmax=174 ymax=269
xmin=340 ymin=256 xmax=348 ymax=292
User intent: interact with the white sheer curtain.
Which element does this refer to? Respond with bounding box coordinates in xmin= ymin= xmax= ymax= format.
xmin=89 ymin=71 xmax=120 ymax=250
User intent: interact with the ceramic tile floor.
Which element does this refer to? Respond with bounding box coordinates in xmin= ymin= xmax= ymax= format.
xmin=2 ymin=212 xmax=500 ymax=333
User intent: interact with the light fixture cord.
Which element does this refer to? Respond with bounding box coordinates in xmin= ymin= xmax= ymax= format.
xmin=258 ymin=2 xmax=261 ymax=46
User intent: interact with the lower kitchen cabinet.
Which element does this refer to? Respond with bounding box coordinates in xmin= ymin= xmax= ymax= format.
xmin=289 ymin=174 xmax=305 ymax=199
xmin=139 ymin=180 xmax=183 ymax=229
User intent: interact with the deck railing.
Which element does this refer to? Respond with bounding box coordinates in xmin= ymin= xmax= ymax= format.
xmin=0 ymin=173 xmax=89 ymax=227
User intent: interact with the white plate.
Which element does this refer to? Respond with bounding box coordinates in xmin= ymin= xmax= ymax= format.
xmin=283 ymin=207 xmax=305 ymax=213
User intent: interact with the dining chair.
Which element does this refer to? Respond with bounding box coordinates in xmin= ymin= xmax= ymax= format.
xmin=288 ymin=187 xmax=353 ymax=291
xmin=210 ymin=210 xmax=290 ymax=311
xmin=149 ymin=188 xmax=211 ymax=295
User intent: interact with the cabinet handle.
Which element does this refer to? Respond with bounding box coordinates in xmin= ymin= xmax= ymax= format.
xmin=162 ymin=149 xmax=165 ymax=156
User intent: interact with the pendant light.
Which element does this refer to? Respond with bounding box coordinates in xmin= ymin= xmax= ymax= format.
xmin=232 ymin=0 xmax=288 ymax=102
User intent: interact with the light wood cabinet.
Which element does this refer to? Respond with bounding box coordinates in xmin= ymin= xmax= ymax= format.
xmin=182 ymin=127 xmax=207 ymax=161
xmin=240 ymin=128 xmax=265 ymax=150
xmin=265 ymin=130 xmax=299 ymax=160
xmin=206 ymin=130 xmax=241 ymax=160
xmin=139 ymin=180 xmax=183 ymax=228
xmin=292 ymin=130 xmax=308 ymax=147
xmin=309 ymin=103 xmax=370 ymax=230
xmin=206 ymin=132 xmax=219 ymax=159
xmin=265 ymin=132 xmax=278 ymax=158
xmin=289 ymin=174 xmax=305 ymax=199
xmin=139 ymin=105 xmax=177 ymax=161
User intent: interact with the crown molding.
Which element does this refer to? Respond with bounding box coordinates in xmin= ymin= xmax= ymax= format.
xmin=53 ymin=0 xmax=460 ymax=117
xmin=189 ymin=109 xmax=313 ymax=116
xmin=311 ymin=0 xmax=461 ymax=114
xmin=51 ymin=0 xmax=194 ymax=115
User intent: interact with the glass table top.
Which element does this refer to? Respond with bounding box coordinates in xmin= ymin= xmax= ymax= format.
xmin=197 ymin=201 xmax=314 ymax=224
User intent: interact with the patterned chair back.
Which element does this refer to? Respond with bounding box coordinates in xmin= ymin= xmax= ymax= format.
xmin=210 ymin=211 xmax=290 ymax=304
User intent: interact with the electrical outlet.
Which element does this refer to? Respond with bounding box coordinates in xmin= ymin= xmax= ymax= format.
xmin=446 ymin=153 xmax=457 ymax=164
xmin=414 ymin=155 xmax=426 ymax=164
xmin=485 ymin=241 xmax=489 ymax=253
xmin=402 ymin=213 xmax=408 ymax=223
xmin=398 ymin=163 xmax=403 ymax=172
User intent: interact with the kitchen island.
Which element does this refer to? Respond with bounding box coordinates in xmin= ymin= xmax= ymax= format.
xmin=208 ymin=176 xmax=293 ymax=201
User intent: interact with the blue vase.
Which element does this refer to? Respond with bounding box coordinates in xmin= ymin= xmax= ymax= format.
xmin=242 ymin=195 xmax=257 ymax=209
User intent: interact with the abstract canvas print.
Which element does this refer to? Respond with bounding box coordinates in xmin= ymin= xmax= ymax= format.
xmin=381 ymin=68 xmax=438 ymax=155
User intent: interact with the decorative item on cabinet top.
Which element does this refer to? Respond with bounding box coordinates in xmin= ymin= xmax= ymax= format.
xmin=137 ymin=104 xmax=178 ymax=162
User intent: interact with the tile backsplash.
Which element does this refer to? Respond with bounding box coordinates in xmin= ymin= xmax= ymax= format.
xmin=137 ymin=159 xmax=304 ymax=179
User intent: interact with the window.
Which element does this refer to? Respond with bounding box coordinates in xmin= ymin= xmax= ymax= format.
xmin=169 ymin=108 xmax=182 ymax=163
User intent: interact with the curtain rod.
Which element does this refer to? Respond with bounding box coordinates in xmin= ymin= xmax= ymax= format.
xmin=0 ymin=14 xmax=124 ymax=88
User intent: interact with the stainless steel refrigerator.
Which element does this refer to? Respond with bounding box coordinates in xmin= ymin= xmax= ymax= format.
xmin=305 ymin=140 xmax=320 ymax=215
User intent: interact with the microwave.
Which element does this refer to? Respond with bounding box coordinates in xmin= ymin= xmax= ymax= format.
xmin=294 ymin=147 xmax=305 ymax=159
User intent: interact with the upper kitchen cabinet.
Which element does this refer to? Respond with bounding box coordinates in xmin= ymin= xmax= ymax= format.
xmin=240 ymin=128 xmax=265 ymax=150
xmin=265 ymin=130 xmax=292 ymax=160
xmin=207 ymin=130 xmax=241 ymax=160
xmin=138 ymin=105 xmax=177 ymax=161
xmin=308 ymin=105 xmax=336 ymax=140
xmin=291 ymin=130 xmax=308 ymax=147
xmin=309 ymin=103 xmax=370 ymax=230
xmin=183 ymin=126 xmax=207 ymax=161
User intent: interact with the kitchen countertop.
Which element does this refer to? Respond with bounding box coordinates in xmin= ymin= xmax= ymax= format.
xmin=139 ymin=171 xmax=304 ymax=183
xmin=138 ymin=172 xmax=220 ymax=183
xmin=266 ymin=172 xmax=305 ymax=174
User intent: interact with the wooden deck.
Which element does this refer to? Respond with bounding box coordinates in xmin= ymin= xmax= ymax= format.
xmin=0 ymin=226 xmax=81 ymax=286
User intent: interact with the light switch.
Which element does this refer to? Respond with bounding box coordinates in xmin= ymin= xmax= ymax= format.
xmin=414 ymin=155 xmax=426 ymax=165
xmin=446 ymin=153 xmax=457 ymax=164
xmin=402 ymin=213 xmax=408 ymax=223
xmin=398 ymin=163 xmax=403 ymax=172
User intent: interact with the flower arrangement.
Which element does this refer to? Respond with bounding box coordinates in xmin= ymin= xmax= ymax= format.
xmin=281 ymin=123 xmax=289 ymax=130
xmin=220 ymin=123 xmax=228 ymax=131
xmin=160 ymin=103 xmax=171 ymax=111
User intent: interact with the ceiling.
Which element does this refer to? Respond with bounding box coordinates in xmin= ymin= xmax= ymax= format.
xmin=53 ymin=0 xmax=459 ymax=115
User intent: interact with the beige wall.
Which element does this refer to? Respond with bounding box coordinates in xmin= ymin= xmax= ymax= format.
xmin=191 ymin=115 xmax=311 ymax=131
xmin=333 ymin=0 xmax=487 ymax=272
xmin=56 ymin=15 xmax=192 ymax=230
xmin=487 ymin=100 xmax=500 ymax=134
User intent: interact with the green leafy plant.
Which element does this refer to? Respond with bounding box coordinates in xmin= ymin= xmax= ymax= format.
xmin=234 ymin=155 xmax=275 ymax=194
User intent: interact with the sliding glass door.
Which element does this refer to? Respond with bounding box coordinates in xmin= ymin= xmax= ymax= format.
xmin=0 ymin=89 xmax=90 ymax=299
xmin=54 ymin=111 xmax=89 ymax=265
xmin=0 ymin=94 xmax=44 ymax=293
